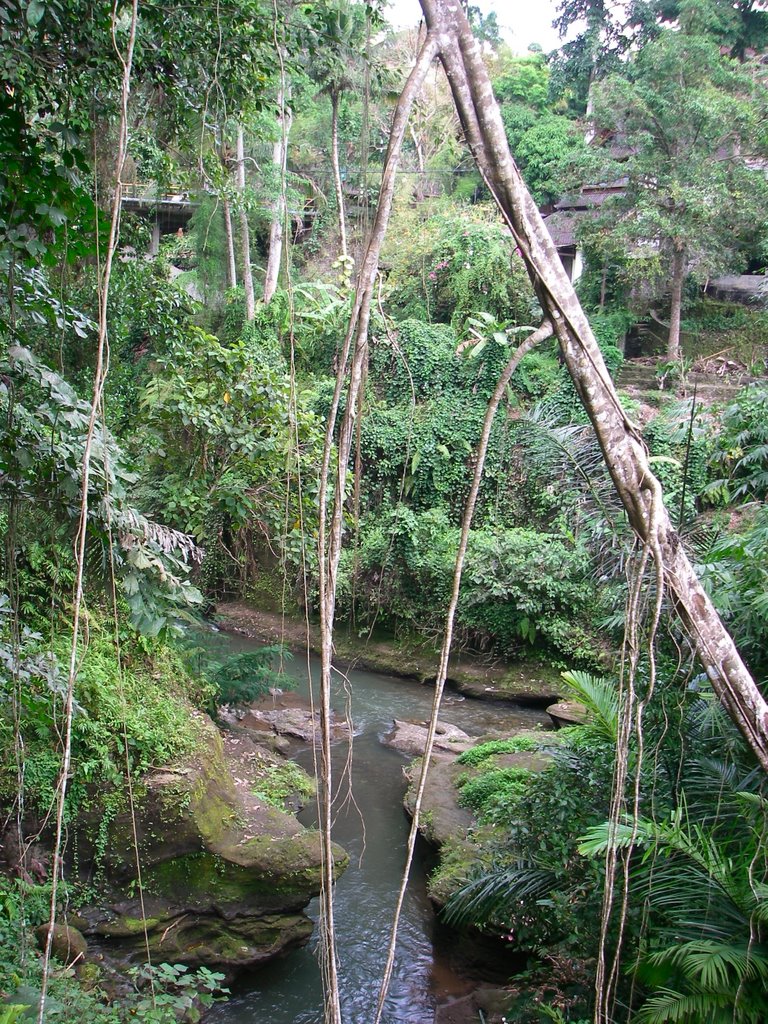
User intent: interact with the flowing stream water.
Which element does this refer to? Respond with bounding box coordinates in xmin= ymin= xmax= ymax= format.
xmin=207 ymin=632 xmax=549 ymax=1024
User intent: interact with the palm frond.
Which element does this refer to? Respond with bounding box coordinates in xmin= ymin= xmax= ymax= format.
xmin=636 ymin=986 xmax=738 ymax=1024
xmin=645 ymin=939 xmax=768 ymax=989
xmin=578 ymin=817 xmax=652 ymax=857
xmin=560 ymin=670 xmax=619 ymax=741
xmin=442 ymin=861 xmax=557 ymax=928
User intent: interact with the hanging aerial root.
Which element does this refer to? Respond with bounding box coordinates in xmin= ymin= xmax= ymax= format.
xmin=373 ymin=320 xmax=553 ymax=1024
xmin=602 ymin=481 xmax=666 ymax=1021
xmin=37 ymin=3 xmax=140 ymax=1022
xmin=314 ymin=34 xmax=439 ymax=1024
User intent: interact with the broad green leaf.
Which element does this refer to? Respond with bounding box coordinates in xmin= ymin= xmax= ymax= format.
xmin=26 ymin=0 xmax=45 ymax=25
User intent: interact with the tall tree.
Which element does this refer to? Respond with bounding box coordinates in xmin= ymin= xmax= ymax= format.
xmin=222 ymin=197 xmax=238 ymax=290
xmin=218 ymin=138 xmax=239 ymax=290
xmin=235 ymin=126 xmax=256 ymax=320
xmin=263 ymin=83 xmax=293 ymax=303
xmin=582 ymin=15 xmax=768 ymax=357
xmin=311 ymin=0 xmax=371 ymax=261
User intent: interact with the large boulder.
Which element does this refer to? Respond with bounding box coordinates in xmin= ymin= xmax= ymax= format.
xmin=383 ymin=719 xmax=474 ymax=757
xmin=77 ymin=718 xmax=347 ymax=972
xmin=35 ymin=923 xmax=87 ymax=964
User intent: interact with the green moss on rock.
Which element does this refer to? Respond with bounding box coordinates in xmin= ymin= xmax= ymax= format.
xmin=76 ymin=714 xmax=347 ymax=974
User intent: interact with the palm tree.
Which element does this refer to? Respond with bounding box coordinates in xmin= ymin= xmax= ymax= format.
xmin=580 ymin=783 xmax=768 ymax=1024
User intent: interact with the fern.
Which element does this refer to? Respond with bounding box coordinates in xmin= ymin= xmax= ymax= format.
xmin=580 ymin=795 xmax=768 ymax=1023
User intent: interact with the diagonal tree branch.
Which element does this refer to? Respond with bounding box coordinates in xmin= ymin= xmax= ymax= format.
xmin=418 ymin=0 xmax=768 ymax=770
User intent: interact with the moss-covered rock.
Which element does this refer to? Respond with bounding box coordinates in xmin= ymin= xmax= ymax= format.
xmin=451 ymin=663 xmax=562 ymax=704
xmin=86 ymin=896 xmax=315 ymax=970
xmin=76 ymin=717 xmax=347 ymax=973
xmin=406 ymin=738 xmax=554 ymax=909
xmin=404 ymin=757 xmax=474 ymax=849
xmin=35 ymin=923 xmax=87 ymax=963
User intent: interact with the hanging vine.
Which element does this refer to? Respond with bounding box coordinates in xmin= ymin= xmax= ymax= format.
xmin=314 ymin=32 xmax=439 ymax=1023
xmin=36 ymin=2 xmax=140 ymax=1019
xmin=374 ymin=319 xmax=553 ymax=1022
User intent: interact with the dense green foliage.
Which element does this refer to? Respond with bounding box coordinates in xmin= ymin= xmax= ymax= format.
xmin=383 ymin=206 xmax=535 ymax=328
xmin=442 ymin=722 xmax=615 ymax=960
xmin=444 ymin=666 xmax=768 ymax=1021
xmin=2 ymin=1 xmax=768 ymax=1022
xmin=494 ymin=52 xmax=585 ymax=206
xmin=138 ymin=321 xmax=323 ymax=593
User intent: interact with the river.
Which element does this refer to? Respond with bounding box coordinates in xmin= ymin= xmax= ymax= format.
xmin=207 ymin=631 xmax=549 ymax=1024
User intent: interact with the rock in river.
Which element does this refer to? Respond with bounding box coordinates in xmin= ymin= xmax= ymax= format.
xmin=222 ymin=692 xmax=350 ymax=744
xmin=76 ymin=716 xmax=347 ymax=973
xmin=383 ymin=719 xmax=474 ymax=757
xmin=547 ymin=700 xmax=589 ymax=729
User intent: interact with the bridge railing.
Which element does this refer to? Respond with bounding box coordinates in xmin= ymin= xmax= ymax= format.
xmin=120 ymin=181 xmax=197 ymax=204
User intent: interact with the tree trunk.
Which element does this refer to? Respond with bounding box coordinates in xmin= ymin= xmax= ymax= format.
xmin=667 ymin=243 xmax=686 ymax=360
xmin=222 ymin=199 xmax=237 ymax=289
xmin=236 ymin=126 xmax=255 ymax=321
xmin=330 ymin=90 xmax=348 ymax=261
xmin=409 ymin=122 xmax=426 ymax=201
xmin=417 ymin=0 xmax=768 ymax=770
xmin=264 ymin=84 xmax=293 ymax=303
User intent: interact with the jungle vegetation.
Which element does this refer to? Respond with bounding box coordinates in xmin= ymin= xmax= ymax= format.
xmin=2 ymin=0 xmax=768 ymax=1021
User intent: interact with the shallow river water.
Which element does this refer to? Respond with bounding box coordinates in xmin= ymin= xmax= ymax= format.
xmin=207 ymin=633 xmax=548 ymax=1024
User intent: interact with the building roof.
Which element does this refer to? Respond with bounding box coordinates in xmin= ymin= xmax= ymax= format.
xmin=542 ymin=210 xmax=579 ymax=249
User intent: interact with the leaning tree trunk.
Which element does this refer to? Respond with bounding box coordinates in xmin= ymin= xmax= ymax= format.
xmin=418 ymin=0 xmax=768 ymax=770
xmin=330 ymin=89 xmax=348 ymax=261
xmin=667 ymin=243 xmax=686 ymax=360
xmin=264 ymin=84 xmax=293 ymax=303
xmin=236 ymin=126 xmax=255 ymax=320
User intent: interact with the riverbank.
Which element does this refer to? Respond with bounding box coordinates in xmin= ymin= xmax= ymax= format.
xmin=215 ymin=601 xmax=564 ymax=704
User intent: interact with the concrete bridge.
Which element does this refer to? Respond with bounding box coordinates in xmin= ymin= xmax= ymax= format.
xmin=120 ymin=182 xmax=199 ymax=252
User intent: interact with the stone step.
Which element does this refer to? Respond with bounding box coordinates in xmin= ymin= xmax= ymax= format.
xmin=617 ymin=359 xmax=751 ymax=406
